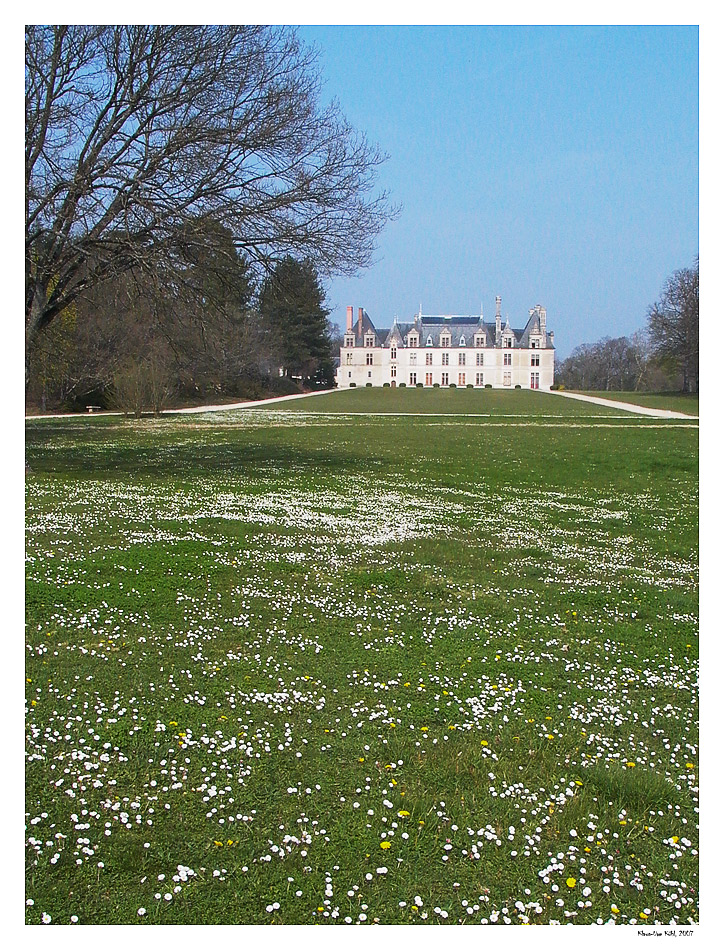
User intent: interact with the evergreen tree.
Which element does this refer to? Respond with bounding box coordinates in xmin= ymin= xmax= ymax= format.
xmin=259 ymin=258 xmax=333 ymax=384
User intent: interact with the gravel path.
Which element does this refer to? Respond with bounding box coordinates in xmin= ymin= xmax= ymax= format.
xmin=541 ymin=389 xmax=698 ymax=419
xmin=26 ymin=387 xmax=698 ymax=421
xmin=25 ymin=389 xmax=336 ymax=420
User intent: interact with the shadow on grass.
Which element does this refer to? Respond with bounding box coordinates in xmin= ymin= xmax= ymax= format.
xmin=24 ymin=432 xmax=383 ymax=480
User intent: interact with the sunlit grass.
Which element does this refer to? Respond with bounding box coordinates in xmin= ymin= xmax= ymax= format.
xmin=25 ymin=394 xmax=698 ymax=925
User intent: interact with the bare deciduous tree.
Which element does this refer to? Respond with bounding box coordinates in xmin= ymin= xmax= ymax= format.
xmin=647 ymin=258 xmax=699 ymax=393
xmin=26 ymin=25 xmax=396 ymax=372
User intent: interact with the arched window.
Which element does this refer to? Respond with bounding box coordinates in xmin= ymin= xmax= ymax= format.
xmin=459 ymin=335 xmax=466 ymax=346
xmin=426 ymin=335 xmax=433 ymax=346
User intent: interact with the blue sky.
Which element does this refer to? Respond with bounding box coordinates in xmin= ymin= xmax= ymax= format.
xmin=297 ymin=25 xmax=698 ymax=358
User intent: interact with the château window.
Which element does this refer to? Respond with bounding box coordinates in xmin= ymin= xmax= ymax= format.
xmin=475 ymin=372 xmax=484 ymax=386
xmin=531 ymin=354 xmax=540 ymax=367
xmin=409 ymin=372 xmax=417 ymax=385
xmin=459 ymin=335 xmax=466 ymax=346
xmin=346 ymin=353 xmax=353 ymax=364
xmin=503 ymin=372 xmax=511 ymax=386
xmin=366 ymin=353 xmax=374 ymax=365
xmin=365 ymin=335 xmax=375 ymax=347
xmin=425 ymin=372 xmax=433 ymax=386
xmin=441 ymin=372 xmax=449 ymax=386
xmin=426 ymin=335 xmax=433 ymax=346
xmin=425 ymin=352 xmax=433 ymax=365
xmin=441 ymin=335 xmax=450 ymax=347
xmin=475 ymin=335 xmax=485 ymax=347
xmin=531 ymin=339 xmax=539 ymax=349
xmin=390 ymin=366 xmax=396 ymax=378
xmin=458 ymin=353 xmax=466 ymax=366
xmin=458 ymin=372 xmax=466 ymax=386
xmin=410 ymin=352 xmax=417 ymax=365
xmin=504 ymin=353 xmax=512 ymax=366
xmin=408 ymin=335 xmax=418 ymax=347
xmin=530 ymin=372 xmax=540 ymax=389
xmin=504 ymin=337 xmax=513 ymax=348
xmin=441 ymin=352 xmax=449 ymax=366
xmin=476 ymin=352 xmax=484 ymax=366
xmin=345 ymin=335 xmax=354 ymax=348
xmin=390 ymin=347 xmax=397 ymax=360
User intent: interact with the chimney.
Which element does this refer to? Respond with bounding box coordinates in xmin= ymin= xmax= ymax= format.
xmin=346 ymin=306 xmax=354 ymax=331
xmin=539 ymin=306 xmax=547 ymax=333
xmin=358 ymin=307 xmax=364 ymax=337
xmin=495 ymin=295 xmax=502 ymax=341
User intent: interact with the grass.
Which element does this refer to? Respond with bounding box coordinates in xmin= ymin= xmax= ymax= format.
xmin=576 ymin=391 xmax=699 ymax=416
xmin=254 ymin=387 xmax=632 ymax=415
xmin=25 ymin=391 xmax=698 ymax=926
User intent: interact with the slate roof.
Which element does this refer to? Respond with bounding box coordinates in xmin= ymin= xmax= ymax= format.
xmin=347 ymin=308 xmax=554 ymax=348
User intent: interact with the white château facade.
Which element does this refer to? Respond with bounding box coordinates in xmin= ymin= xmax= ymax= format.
xmin=335 ymin=296 xmax=555 ymax=390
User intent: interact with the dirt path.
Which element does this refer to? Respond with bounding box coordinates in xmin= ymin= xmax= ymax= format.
xmin=541 ymin=389 xmax=698 ymax=419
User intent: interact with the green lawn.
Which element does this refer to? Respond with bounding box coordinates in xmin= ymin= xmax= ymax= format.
xmin=575 ymin=391 xmax=699 ymax=416
xmin=257 ymin=387 xmax=633 ymax=415
xmin=25 ymin=393 xmax=698 ymax=926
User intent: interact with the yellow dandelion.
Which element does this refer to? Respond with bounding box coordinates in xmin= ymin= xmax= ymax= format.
xmin=481 ymin=740 xmax=488 ymax=746
xmin=380 ymin=841 xmax=391 ymax=849
xmin=626 ymin=762 xmax=636 ymax=768
xmin=398 ymin=810 xmax=410 ymax=817
xmin=566 ymin=878 xmax=576 ymax=888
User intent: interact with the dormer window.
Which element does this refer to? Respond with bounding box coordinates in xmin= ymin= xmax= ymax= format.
xmin=531 ymin=339 xmax=539 ymax=349
xmin=504 ymin=337 xmax=513 ymax=348
xmin=365 ymin=335 xmax=375 ymax=348
xmin=426 ymin=335 xmax=433 ymax=346
xmin=475 ymin=335 xmax=485 ymax=347
xmin=408 ymin=335 xmax=418 ymax=348
xmin=459 ymin=335 xmax=466 ymax=346
xmin=441 ymin=335 xmax=450 ymax=347
xmin=345 ymin=335 xmax=354 ymax=348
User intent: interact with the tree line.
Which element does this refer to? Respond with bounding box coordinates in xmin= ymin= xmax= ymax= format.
xmin=26 ymin=247 xmax=338 ymax=414
xmin=557 ymin=258 xmax=698 ymax=394
xmin=25 ymin=25 xmax=394 ymax=414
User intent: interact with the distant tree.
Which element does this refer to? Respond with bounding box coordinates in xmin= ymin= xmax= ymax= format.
xmin=558 ymin=336 xmax=643 ymax=392
xmin=259 ymin=257 xmax=333 ymax=384
xmin=647 ymin=258 xmax=699 ymax=393
xmin=25 ymin=25 xmax=396 ymax=377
